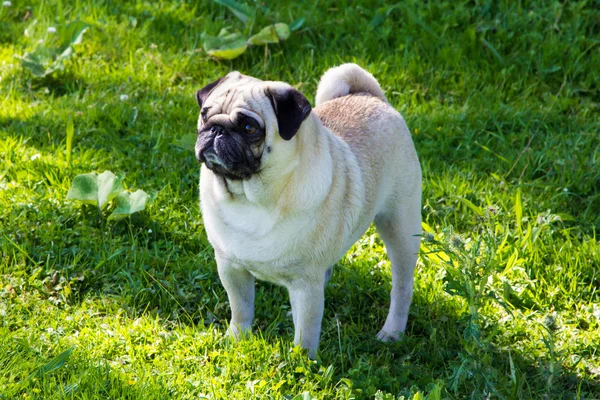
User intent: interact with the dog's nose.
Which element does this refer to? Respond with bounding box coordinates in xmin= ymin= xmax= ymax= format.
xmin=210 ymin=125 xmax=226 ymax=136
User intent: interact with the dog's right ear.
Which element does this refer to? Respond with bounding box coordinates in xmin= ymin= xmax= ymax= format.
xmin=196 ymin=76 xmax=225 ymax=108
xmin=267 ymin=87 xmax=312 ymax=141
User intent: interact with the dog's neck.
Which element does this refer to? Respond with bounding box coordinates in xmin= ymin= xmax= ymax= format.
xmin=218 ymin=114 xmax=335 ymax=211
xmin=278 ymin=114 xmax=335 ymax=210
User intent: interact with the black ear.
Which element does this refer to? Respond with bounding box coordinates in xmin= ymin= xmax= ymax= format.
xmin=196 ymin=76 xmax=225 ymax=108
xmin=267 ymin=88 xmax=312 ymax=141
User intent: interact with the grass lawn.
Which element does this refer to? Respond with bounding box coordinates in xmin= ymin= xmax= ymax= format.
xmin=1 ymin=0 xmax=599 ymax=398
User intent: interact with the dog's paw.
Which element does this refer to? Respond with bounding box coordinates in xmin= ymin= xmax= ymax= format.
xmin=376 ymin=329 xmax=403 ymax=343
xmin=225 ymin=327 xmax=240 ymax=340
xmin=226 ymin=322 xmax=251 ymax=340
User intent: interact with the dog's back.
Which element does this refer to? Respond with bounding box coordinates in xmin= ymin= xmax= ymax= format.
xmin=314 ymin=65 xmax=420 ymax=200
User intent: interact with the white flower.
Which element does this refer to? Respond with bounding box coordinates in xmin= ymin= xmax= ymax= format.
xmin=120 ymin=94 xmax=129 ymax=101
xmin=148 ymin=229 xmax=153 ymax=233
xmin=47 ymin=27 xmax=57 ymax=34
xmin=30 ymin=153 xmax=41 ymax=161
xmin=37 ymin=39 xmax=45 ymax=44
xmin=3 ymin=1 xmax=12 ymax=8
xmin=563 ymin=188 xmax=568 ymax=192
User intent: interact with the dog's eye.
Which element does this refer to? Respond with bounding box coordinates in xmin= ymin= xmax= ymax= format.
xmin=201 ymin=113 xmax=208 ymax=123
xmin=244 ymin=124 xmax=257 ymax=135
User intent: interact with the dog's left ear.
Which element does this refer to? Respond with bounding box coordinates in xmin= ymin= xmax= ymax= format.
xmin=196 ymin=76 xmax=225 ymax=108
xmin=268 ymin=88 xmax=312 ymax=141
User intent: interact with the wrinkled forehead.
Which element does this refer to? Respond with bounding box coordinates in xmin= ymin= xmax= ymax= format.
xmin=204 ymin=73 xmax=271 ymax=117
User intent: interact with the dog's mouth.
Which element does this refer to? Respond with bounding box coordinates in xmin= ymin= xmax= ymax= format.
xmin=203 ymin=150 xmax=223 ymax=168
xmin=198 ymin=147 xmax=236 ymax=179
xmin=197 ymin=138 xmax=258 ymax=181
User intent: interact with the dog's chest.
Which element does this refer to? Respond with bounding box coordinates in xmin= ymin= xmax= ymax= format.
xmin=204 ymin=201 xmax=347 ymax=287
xmin=206 ymin=201 xmax=309 ymax=261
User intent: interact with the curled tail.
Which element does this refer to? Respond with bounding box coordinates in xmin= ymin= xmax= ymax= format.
xmin=315 ymin=63 xmax=387 ymax=106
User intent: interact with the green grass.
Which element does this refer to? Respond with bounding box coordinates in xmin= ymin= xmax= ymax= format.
xmin=1 ymin=0 xmax=599 ymax=398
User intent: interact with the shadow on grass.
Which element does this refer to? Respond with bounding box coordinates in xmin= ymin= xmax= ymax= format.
xmin=318 ymin=262 xmax=600 ymax=397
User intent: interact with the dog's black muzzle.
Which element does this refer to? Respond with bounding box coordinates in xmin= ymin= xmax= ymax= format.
xmin=195 ymin=123 xmax=259 ymax=180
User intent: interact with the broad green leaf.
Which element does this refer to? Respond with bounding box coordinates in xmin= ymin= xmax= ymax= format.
xmin=213 ymin=0 xmax=255 ymax=24
xmin=109 ymin=189 xmax=148 ymax=220
xmin=203 ymin=29 xmax=248 ymax=60
xmin=54 ymin=21 xmax=88 ymax=69
xmin=66 ymin=171 xmax=124 ymax=209
xmin=248 ymin=25 xmax=279 ymax=45
xmin=96 ymin=171 xmax=125 ymax=209
xmin=58 ymin=20 xmax=89 ymax=52
xmin=19 ymin=47 xmax=56 ymax=77
xmin=66 ymin=174 xmax=101 ymax=205
xmin=20 ymin=55 xmax=47 ymax=77
xmin=19 ymin=21 xmax=88 ymax=77
xmin=55 ymin=25 xmax=87 ymax=69
xmin=21 ymin=21 xmax=89 ymax=78
xmin=274 ymin=23 xmax=291 ymax=40
xmin=33 ymin=347 xmax=73 ymax=377
xmin=248 ymin=23 xmax=290 ymax=45
xmin=207 ymin=44 xmax=247 ymax=60
xmin=55 ymin=46 xmax=74 ymax=65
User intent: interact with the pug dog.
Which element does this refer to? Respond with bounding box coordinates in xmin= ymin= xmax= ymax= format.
xmin=195 ymin=64 xmax=422 ymax=358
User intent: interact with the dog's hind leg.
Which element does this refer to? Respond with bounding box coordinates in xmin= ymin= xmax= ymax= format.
xmin=374 ymin=191 xmax=421 ymax=341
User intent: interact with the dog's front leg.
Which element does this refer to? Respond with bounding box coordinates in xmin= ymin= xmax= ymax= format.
xmin=216 ymin=254 xmax=255 ymax=338
xmin=288 ymin=279 xmax=325 ymax=359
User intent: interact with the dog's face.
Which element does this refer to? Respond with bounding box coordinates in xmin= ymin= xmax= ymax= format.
xmin=195 ymin=72 xmax=311 ymax=180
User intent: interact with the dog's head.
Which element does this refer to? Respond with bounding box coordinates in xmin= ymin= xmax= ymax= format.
xmin=194 ymin=72 xmax=311 ymax=180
